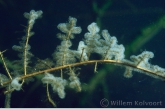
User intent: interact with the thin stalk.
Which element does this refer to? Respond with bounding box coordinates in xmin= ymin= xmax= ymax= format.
xmin=1 ymin=59 xmax=165 ymax=86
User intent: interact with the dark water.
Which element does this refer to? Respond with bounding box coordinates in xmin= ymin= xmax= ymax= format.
xmin=0 ymin=0 xmax=165 ymax=108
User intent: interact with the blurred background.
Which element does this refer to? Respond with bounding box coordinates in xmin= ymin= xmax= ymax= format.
xmin=0 ymin=0 xmax=165 ymax=108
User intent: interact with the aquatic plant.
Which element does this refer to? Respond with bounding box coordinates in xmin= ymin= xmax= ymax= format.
xmin=0 ymin=10 xmax=165 ymax=108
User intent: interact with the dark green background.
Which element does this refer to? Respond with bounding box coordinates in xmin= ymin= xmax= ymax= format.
xmin=0 ymin=0 xmax=165 ymax=108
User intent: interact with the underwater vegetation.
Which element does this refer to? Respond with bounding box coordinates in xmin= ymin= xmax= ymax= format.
xmin=0 ymin=0 xmax=165 ymax=108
